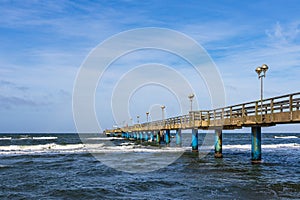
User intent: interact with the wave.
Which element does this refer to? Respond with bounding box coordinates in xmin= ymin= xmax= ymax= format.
xmin=223 ymin=143 xmax=300 ymax=150
xmin=0 ymin=137 xmax=12 ymax=140
xmin=32 ymin=136 xmax=58 ymax=140
xmin=274 ymin=136 xmax=298 ymax=139
xmin=0 ymin=142 xmax=188 ymax=155
xmin=1 ymin=140 xmax=299 ymax=156
xmin=0 ymin=143 xmax=88 ymax=155
xmin=3 ymin=136 xmax=58 ymax=141
xmin=81 ymin=137 xmax=124 ymax=141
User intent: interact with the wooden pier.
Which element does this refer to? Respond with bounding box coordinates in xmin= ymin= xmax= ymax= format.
xmin=104 ymin=92 xmax=300 ymax=162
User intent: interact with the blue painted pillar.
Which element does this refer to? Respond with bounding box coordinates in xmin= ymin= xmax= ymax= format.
xmin=140 ymin=132 xmax=143 ymax=140
xmin=191 ymin=129 xmax=198 ymax=152
xmin=150 ymin=131 xmax=154 ymax=142
xmin=214 ymin=129 xmax=223 ymax=158
xmin=176 ymin=129 xmax=182 ymax=146
xmin=157 ymin=130 xmax=162 ymax=144
xmin=134 ymin=132 xmax=137 ymax=140
xmin=165 ymin=129 xmax=170 ymax=144
xmin=251 ymin=126 xmax=262 ymax=162
xmin=144 ymin=132 xmax=149 ymax=141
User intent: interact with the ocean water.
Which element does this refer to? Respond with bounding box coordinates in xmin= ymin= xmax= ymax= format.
xmin=0 ymin=132 xmax=299 ymax=199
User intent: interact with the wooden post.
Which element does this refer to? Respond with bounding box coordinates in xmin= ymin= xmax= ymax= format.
xmin=230 ymin=107 xmax=232 ymax=123
xmin=255 ymin=101 xmax=259 ymax=122
xmin=242 ymin=104 xmax=245 ymax=123
xmin=289 ymin=95 xmax=293 ymax=120
xmin=270 ymin=98 xmax=274 ymax=122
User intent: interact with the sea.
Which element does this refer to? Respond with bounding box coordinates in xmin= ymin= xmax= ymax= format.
xmin=0 ymin=132 xmax=299 ymax=199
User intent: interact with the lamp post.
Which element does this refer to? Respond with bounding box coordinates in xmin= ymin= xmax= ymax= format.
xmin=188 ymin=93 xmax=195 ymax=112
xmin=161 ymin=105 xmax=165 ymax=121
xmin=130 ymin=118 xmax=133 ymax=126
xmin=146 ymin=112 xmax=150 ymax=130
xmin=137 ymin=115 xmax=140 ymax=124
xmin=255 ymin=64 xmax=269 ymax=121
xmin=146 ymin=112 xmax=149 ymax=123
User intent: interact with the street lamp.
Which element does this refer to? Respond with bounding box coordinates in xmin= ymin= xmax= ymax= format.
xmin=137 ymin=115 xmax=140 ymax=124
xmin=161 ymin=105 xmax=165 ymax=121
xmin=188 ymin=93 xmax=195 ymax=112
xmin=130 ymin=118 xmax=133 ymax=125
xmin=146 ymin=112 xmax=149 ymax=123
xmin=255 ymin=64 xmax=269 ymax=121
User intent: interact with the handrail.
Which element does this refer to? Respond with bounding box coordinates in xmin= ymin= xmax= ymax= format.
xmin=106 ymin=92 xmax=300 ymax=132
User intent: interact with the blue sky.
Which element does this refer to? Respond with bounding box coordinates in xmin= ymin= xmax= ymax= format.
xmin=1 ymin=0 xmax=300 ymax=133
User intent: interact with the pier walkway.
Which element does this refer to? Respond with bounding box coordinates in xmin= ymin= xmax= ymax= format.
xmin=104 ymin=92 xmax=300 ymax=162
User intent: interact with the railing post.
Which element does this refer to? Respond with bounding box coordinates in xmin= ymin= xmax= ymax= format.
xmin=270 ymin=98 xmax=274 ymax=121
xmin=207 ymin=111 xmax=210 ymax=126
xmin=200 ymin=111 xmax=203 ymax=127
xmin=230 ymin=107 xmax=232 ymax=123
xmin=255 ymin=101 xmax=259 ymax=122
xmin=221 ymin=108 xmax=224 ymax=119
xmin=289 ymin=94 xmax=293 ymax=120
xmin=242 ymin=104 xmax=245 ymax=123
xmin=213 ymin=110 xmax=216 ymax=126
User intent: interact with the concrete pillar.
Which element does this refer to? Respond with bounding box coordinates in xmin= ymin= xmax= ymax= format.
xmin=251 ymin=126 xmax=262 ymax=162
xmin=191 ymin=128 xmax=198 ymax=152
xmin=214 ymin=129 xmax=223 ymax=158
xmin=144 ymin=132 xmax=148 ymax=141
xmin=176 ymin=129 xmax=182 ymax=146
xmin=140 ymin=132 xmax=143 ymax=140
xmin=157 ymin=130 xmax=161 ymax=144
xmin=150 ymin=131 xmax=155 ymax=142
xmin=165 ymin=129 xmax=170 ymax=144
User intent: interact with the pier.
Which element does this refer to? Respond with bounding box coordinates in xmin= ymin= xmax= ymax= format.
xmin=105 ymin=92 xmax=300 ymax=162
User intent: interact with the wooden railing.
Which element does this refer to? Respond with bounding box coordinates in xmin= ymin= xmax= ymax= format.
xmin=107 ymin=92 xmax=300 ymax=133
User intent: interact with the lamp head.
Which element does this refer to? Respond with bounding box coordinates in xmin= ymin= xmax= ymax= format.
xmin=255 ymin=67 xmax=262 ymax=76
xmin=261 ymin=64 xmax=269 ymax=73
xmin=188 ymin=93 xmax=195 ymax=100
xmin=161 ymin=105 xmax=165 ymax=109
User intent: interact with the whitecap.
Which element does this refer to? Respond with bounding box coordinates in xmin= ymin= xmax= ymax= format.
xmin=274 ymin=136 xmax=298 ymax=139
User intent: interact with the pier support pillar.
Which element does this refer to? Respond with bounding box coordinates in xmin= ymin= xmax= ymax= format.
xmin=140 ymin=132 xmax=143 ymax=141
xmin=191 ymin=128 xmax=198 ymax=152
xmin=165 ymin=130 xmax=170 ymax=144
xmin=251 ymin=126 xmax=262 ymax=163
xmin=157 ymin=130 xmax=162 ymax=144
xmin=176 ymin=129 xmax=182 ymax=146
xmin=144 ymin=132 xmax=148 ymax=141
xmin=150 ymin=131 xmax=155 ymax=142
xmin=214 ymin=129 xmax=223 ymax=158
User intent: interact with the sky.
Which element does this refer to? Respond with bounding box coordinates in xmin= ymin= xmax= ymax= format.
xmin=1 ymin=0 xmax=300 ymax=133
